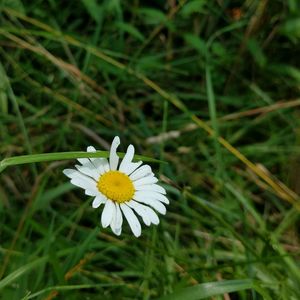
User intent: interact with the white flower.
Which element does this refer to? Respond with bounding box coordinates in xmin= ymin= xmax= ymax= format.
xmin=63 ymin=136 xmax=169 ymax=237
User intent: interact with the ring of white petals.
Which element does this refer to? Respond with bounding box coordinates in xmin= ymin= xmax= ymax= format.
xmin=63 ymin=136 xmax=169 ymax=237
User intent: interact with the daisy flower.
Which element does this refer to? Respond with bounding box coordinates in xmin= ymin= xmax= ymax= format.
xmin=63 ymin=136 xmax=169 ymax=237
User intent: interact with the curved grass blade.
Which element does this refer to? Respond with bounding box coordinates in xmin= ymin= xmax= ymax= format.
xmin=0 ymin=257 xmax=47 ymax=290
xmin=0 ymin=247 xmax=77 ymax=291
xmin=22 ymin=283 xmax=125 ymax=299
xmin=157 ymin=279 xmax=271 ymax=300
xmin=0 ymin=151 xmax=166 ymax=173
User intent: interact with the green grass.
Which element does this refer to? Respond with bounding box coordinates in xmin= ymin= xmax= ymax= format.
xmin=1 ymin=0 xmax=300 ymax=299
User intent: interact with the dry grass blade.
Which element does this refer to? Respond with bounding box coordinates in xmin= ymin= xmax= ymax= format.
xmin=220 ymin=98 xmax=300 ymax=121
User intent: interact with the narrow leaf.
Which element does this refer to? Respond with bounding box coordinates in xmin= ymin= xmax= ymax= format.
xmin=115 ymin=22 xmax=145 ymax=41
xmin=158 ymin=279 xmax=256 ymax=300
xmin=0 ymin=257 xmax=47 ymax=290
xmin=0 ymin=151 xmax=166 ymax=173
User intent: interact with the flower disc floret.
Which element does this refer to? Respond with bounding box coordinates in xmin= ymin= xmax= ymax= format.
xmin=97 ymin=170 xmax=134 ymax=203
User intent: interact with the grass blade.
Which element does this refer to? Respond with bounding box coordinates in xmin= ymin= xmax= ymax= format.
xmin=0 ymin=257 xmax=47 ymax=290
xmin=0 ymin=61 xmax=37 ymax=176
xmin=0 ymin=151 xmax=166 ymax=173
xmin=23 ymin=283 xmax=125 ymax=299
xmin=157 ymin=279 xmax=268 ymax=300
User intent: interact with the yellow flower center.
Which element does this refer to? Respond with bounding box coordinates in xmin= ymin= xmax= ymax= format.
xmin=97 ymin=171 xmax=135 ymax=203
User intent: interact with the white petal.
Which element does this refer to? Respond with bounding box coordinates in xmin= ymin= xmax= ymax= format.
xmin=146 ymin=200 xmax=166 ymax=215
xmin=155 ymin=193 xmax=169 ymax=204
xmin=63 ymin=169 xmax=96 ymax=183
xmin=122 ymin=161 xmax=143 ymax=175
xmin=75 ymin=164 xmax=99 ymax=181
xmin=144 ymin=206 xmax=160 ymax=225
xmin=109 ymin=201 xmax=116 ymax=228
xmin=120 ymin=204 xmax=141 ymax=237
xmin=87 ymin=146 xmax=99 ymax=165
xmin=79 ymin=144 xmax=97 ymax=166
xmin=133 ymin=176 xmax=158 ymax=187
xmin=114 ymin=227 xmax=122 ymax=235
xmin=109 ymin=136 xmax=120 ymax=171
xmin=63 ymin=168 xmax=80 ymax=179
xmin=115 ymin=204 xmax=123 ymax=229
xmin=133 ymin=195 xmax=166 ymax=215
xmin=114 ymin=143 xmax=142 ymax=175
xmin=111 ymin=203 xmax=123 ymax=235
xmin=87 ymin=146 xmax=96 ymax=152
xmin=86 ymin=146 xmax=110 ymax=174
xmin=129 ymin=165 xmax=152 ymax=181
xmin=126 ymin=200 xmax=160 ymax=225
xmin=92 ymin=158 xmax=109 ymax=175
xmin=70 ymin=178 xmax=97 ymax=194
xmin=85 ymin=188 xmax=98 ymax=196
xmin=134 ymin=191 xmax=169 ymax=204
xmin=77 ymin=158 xmax=90 ymax=165
xmin=68 ymin=172 xmax=95 ymax=185
xmin=92 ymin=197 xmax=101 ymax=208
xmin=119 ymin=145 xmax=134 ymax=172
xmin=65 ymin=169 xmax=98 ymax=193
xmin=126 ymin=200 xmax=151 ymax=226
xmin=92 ymin=194 xmax=107 ymax=208
xmin=135 ymin=184 xmax=166 ymax=194
xmin=101 ymin=200 xmax=115 ymax=228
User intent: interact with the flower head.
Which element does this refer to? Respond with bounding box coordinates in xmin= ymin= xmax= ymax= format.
xmin=63 ymin=136 xmax=169 ymax=237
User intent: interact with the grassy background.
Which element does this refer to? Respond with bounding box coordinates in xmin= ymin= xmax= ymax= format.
xmin=1 ymin=0 xmax=300 ymax=299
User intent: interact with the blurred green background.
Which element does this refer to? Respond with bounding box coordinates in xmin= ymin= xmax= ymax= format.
xmin=1 ymin=0 xmax=300 ymax=299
